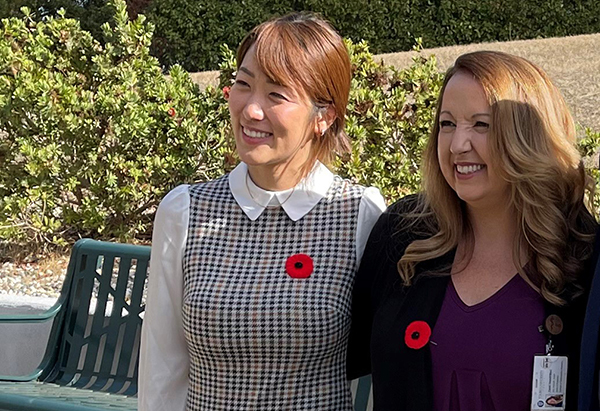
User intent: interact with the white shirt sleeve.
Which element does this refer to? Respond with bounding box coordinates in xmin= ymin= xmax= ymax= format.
xmin=139 ymin=184 xmax=190 ymax=411
xmin=356 ymin=186 xmax=387 ymax=265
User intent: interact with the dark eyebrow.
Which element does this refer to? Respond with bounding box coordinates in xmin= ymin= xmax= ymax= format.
xmin=238 ymin=67 xmax=254 ymax=77
xmin=439 ymin=111 xmax=491 ymax=118
xmin=239 ymin=67 xmax=280 ymax=85
xmin=239 ymin=65 xmax=289 ymax=90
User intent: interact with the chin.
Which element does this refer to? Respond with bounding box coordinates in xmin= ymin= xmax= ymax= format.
xmin=455 ymin=190 xmax=486 ymax=205
xmin=236 ymin=145 xmax=269 ymax=164
xmin=238 ymin=154 xmax=265 ymax=167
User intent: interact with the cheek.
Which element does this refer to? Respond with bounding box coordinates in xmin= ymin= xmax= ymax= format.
xmin=437 ymin=136 xmax=454 ymax=183
xmin=227 ymin=92 xmax=245 ymax=119
xmin=477 ymin=139 xmax=491 ymax=162
xmin=276 ymin=106 xmax=302 ymax=124
xmin=437 ymin=135 xmax=449 ymax=165
xmin=271 ymin=107 xmax=313 ymax=135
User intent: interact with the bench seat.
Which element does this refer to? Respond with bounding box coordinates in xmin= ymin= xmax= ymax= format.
xmin=0 ymin=381 xmax=137 ymax=411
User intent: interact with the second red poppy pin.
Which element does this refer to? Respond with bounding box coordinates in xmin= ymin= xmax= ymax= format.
xmin=404 ymin=320 xmax=432 ymax=350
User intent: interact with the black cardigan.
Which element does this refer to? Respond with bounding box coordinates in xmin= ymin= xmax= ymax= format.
xmin=347 ymin=195 xmax=599 ymax=411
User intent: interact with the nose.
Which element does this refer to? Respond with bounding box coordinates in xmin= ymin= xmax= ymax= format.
xmin=243 ymin=98 xmax=265 ymax=122
xmin=450 ymin=126 xmax=472 ymax=155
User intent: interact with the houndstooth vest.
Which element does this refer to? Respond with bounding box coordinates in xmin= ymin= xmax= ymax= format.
xmin=182 ymin=174 xmax=364 ymax=411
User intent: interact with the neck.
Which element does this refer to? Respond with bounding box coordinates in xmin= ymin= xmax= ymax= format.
xmin=453 ymin=201 xmax=520 ymax=274
xmin=466 ymin=202 xmax=517 ymax=249
xmin=247 ymin=162 xmax=311 ymax=191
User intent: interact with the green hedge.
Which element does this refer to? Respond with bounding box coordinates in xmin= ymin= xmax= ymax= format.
xmin=1 ymin=0 xmax=598 ymax=246
xmin=148 ymin=0 xmax=600 ymax=71
xmin=3 ymin=0 xmax=599 ymax=72
xmin=0 ymin=0 xmax=114 ymax=43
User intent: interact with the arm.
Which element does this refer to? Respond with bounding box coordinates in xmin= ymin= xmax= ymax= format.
xmin=346 ymin=185 xmax=385 ymax=378
xmin=355 ymin=186 xmax=387 ymax=266
xmin=139 ymin=185 xmax=190 ymax=411
xmin=347 ymin=207 xmax=393 ymax=380
xmin=348 ymin=195 xmax=422 ymax=379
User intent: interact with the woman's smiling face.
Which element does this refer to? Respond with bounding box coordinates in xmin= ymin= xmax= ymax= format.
xmin=228 ymin=45 xmax=318 ymax=178
xmin=437 ymin=70 xmax=509 ymax=210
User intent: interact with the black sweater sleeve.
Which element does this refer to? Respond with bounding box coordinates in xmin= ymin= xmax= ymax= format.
xmin=347 ymin=208 xmax=393 ymax=379
xmin=347 ymin=195 xmax=421 ymax=379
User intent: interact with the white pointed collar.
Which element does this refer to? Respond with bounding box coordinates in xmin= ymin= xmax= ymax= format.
xmin=228 ymin=161 xmax=334 ymax=222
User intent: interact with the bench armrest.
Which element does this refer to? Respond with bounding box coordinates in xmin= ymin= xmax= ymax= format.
xmin=0 ymin=370 xmax=45 ymax=382
xmin=0 ymin=300 xmax=66 ymax=382
xmin=0 ymin=300 xmax=63 ymax=323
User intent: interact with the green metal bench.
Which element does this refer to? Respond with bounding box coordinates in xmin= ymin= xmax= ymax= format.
xmin=0 ymin=239 xmax=372 ymax=411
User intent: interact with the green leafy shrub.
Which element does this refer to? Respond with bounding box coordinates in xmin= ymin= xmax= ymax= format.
xmin=578 ymin=128 xmax=600 ymax=213
xmin=0 ymin=0 xmax=234 ymax=244
xmin=1 ymin=0 xmax=599 ymax=247
xmin=335 ymin=40 xmax=444 ymax=200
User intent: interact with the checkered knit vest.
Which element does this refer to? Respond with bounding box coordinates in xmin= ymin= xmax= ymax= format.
xmin=182 ymin=174 xmax=365 ymax=411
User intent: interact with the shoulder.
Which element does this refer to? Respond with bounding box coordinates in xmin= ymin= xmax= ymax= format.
xmin=366 ymin=194 xmax=423 ymax=247
xmin=387 ymin=193 xmax=421 ymax=214
xmin=564 ymin=224 xmax=600 ymax=308
xmin=330 ymin=175 xmax=387 ymax=206
xmin=188 ymin=175 xmax=230 ymax=199
xmin=157 ymin=184 xmax=190 ymax=218
xmin=329 ymin=175 xmax=366 ymax=199
xmin=369 ymin=194 xmax=438 ymax=259
xmin=359 ymin=186 xmax=387 ymax=216
xmin=153 ymin=185 xmax=190 ymax=249
xmin=555 ymin=212 xmax=600 ymax=305
xmin=361 ymin=186 xmax=386 ymax=212
xmin=381 ymin=193 xmax=427 ymax=236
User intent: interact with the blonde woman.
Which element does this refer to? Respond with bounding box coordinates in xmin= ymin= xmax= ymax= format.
xmin=347 ymin=51 xmax=599 ymax=411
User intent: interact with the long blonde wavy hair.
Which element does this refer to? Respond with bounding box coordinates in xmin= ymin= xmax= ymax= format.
xmin=398 ymin=51 xmax=597 ymax=305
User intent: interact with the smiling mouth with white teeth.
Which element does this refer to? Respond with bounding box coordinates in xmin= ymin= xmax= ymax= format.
xmin=456 ymin=164 xmax=485 ymax=174
xmin=243 ymin=127 xmax=272 ymax=139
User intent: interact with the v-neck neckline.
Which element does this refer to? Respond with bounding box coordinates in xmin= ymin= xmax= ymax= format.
xmin=448 ymin=274 xmax=521 ymax=313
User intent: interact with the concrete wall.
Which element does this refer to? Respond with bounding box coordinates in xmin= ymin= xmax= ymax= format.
xmin=0 ymin=296 xmax=56 ymax=377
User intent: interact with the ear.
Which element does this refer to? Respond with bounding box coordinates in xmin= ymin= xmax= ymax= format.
xmin=314 ymin=105 xmax=336 ymax=136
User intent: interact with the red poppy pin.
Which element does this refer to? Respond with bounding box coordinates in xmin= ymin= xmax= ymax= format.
xmin=222 ymin=86 xmax=231 ymax=100
xmin=285 ymin=254 xmax=313 ymax=279
xmin=404 ymin=320 xmax=432 ymax=350
xmin=167 ymin=107 xmax=176 ymax=117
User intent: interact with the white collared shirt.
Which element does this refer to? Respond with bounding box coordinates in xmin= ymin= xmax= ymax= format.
xmin=228 ymin=163 xmax=386 ymax=259
xmin=229 ymin=161 xmax=335 ymax=222
xmin=138 ymin=162 xmax=386 ymax=411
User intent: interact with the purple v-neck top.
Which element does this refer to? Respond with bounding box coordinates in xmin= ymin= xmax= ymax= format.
xmin=431 ymin=274 xmax=547 ymax=411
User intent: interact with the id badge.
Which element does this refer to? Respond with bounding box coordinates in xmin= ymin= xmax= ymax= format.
xmin=531 ymin=355 xmax=568 ymax=410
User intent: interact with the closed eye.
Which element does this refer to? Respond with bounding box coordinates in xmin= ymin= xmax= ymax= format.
xmin=440 ymin=120 xmax=455 ymax=129
xmin=270 ymin=92 xmax=290 ymax=101
xmin=234 ymin=79 xmax=249 ymax=87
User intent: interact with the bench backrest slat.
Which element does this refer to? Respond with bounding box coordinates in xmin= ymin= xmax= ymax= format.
xmin=44 ymin=239 xmax=151 ymax=395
